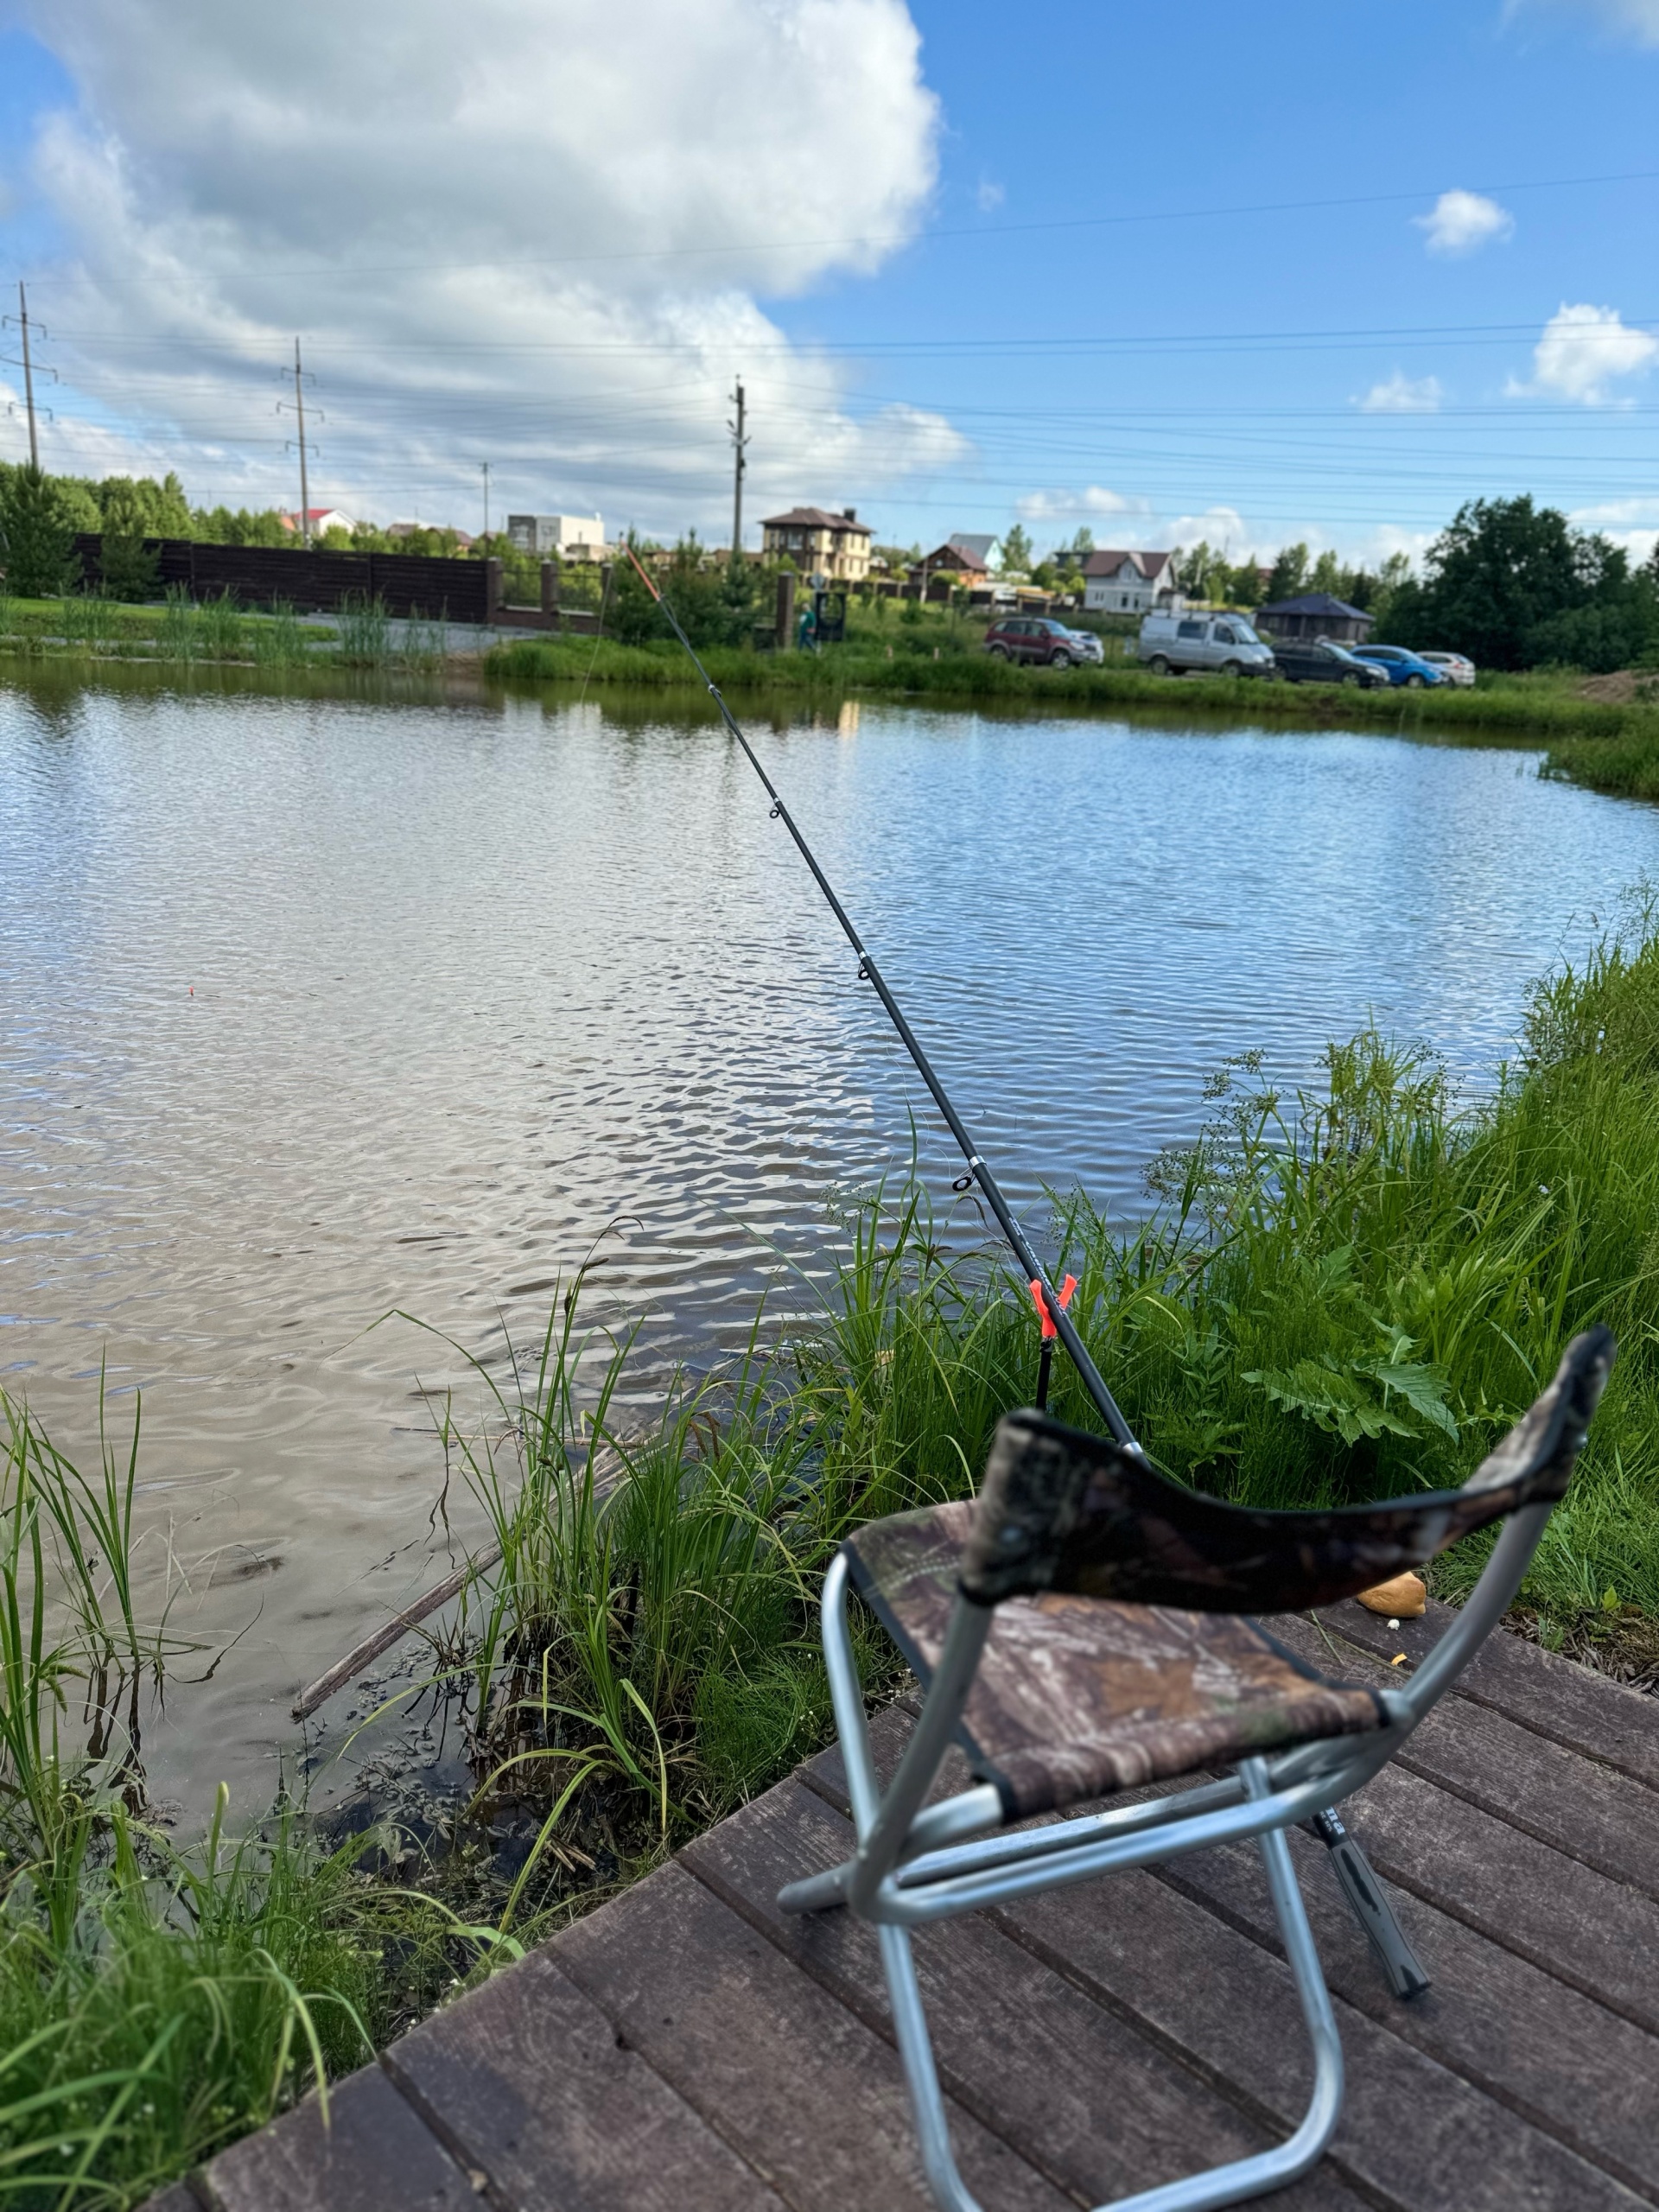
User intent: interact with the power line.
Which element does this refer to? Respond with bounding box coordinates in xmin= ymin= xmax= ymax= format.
xmin=21 ymin=162 xmax=1659 ymax=289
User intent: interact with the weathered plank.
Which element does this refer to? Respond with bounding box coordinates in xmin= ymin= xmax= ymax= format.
xmin=1160 ymin=1820 xmax=1659 ymax=2203
xmin=683 ymin=1779 xmax=1363 ymax=2210
xmin=136 ymin=2188 xmax=207 ymax=2212
xmin=1325 ymin=1761 xmax=1659 ymax=2035
xmin=1001 ymin=1846 xmax=1649 ymax=2212
xmin=802 ymin=1707 xmax=1653 ymax=2209
xmin=385 ymin=1948 xmax=784 ymax=2212
xmin=555 ymin=1859 xmax=1070 ymax=2212
xmin=1269 ymin=1611 xmax=1659 ymax=1897
xmin=199 ymin=2065 xmax=474 ymax=2212
xmin=1315 ymin=1600 xmax=1659 ymax=1789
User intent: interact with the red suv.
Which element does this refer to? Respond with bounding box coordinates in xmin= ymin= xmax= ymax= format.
xmin=984 ymin=615 xmax=1093 ymax=667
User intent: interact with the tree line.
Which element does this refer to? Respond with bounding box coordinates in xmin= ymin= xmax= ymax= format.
xmin=5 ymin=465 xmax=1659 ymax=674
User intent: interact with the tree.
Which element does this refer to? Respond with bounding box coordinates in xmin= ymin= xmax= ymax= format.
xmin=0 ymin=464 xmax=80 ymax=597
xmin=1264 ymin=542 xmax=1309 ymax=602
xmin=1387 ymin=496 xmax=1586 ymax=671
xmin=1001 ymin=523 xmax=1033 ymax=575
xmin=97 ymin=475 xmax=162 ymax=601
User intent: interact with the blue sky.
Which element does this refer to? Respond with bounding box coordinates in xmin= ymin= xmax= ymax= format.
xmin=3 ymin=0 xmax=1658 ymax=564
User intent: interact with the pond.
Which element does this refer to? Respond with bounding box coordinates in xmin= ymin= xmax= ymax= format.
xmin=3 ymin=668 xmax=1654 ymax=1811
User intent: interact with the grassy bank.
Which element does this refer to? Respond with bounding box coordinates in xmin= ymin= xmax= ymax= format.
xmin=7 ymin=921 xmax=1659 ymax=2202
xmin=0 ymin=590 xmax=447 ymax=672
xmin=486 ymin=630 xmax=1659 ymax=747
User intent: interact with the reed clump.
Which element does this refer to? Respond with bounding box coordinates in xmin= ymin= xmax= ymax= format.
xmin=0 ymin=1394 xmax=506 ymax=2209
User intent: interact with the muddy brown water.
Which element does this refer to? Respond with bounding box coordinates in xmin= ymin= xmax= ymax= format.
xmin=3 ymin=666 xmax=1655 ymax=1819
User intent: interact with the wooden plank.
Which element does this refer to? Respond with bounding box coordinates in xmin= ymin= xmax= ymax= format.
xmin=1000 ymin=1860 xmax=1651 ymax=2212
xmin=554 ymin=1859 xmax=1071 ymax=2212
xmin=683 ymin=1778 xmax=1363 ymax=2210
xmin=198 ymin=2063 xmax=474 ymax=2212
xmin=801 ymin=1710 xmax=1654 ymax=2209
xmin=1270 ymin=1611 xmax=1659 ymax=1897
xmin=1313 ymin=1599 xmax=1659 ymax=1790
xmin=136 ymin=2187 xmax=207 ymax=2212
xmin=1160 ymin=1821 xmax=1659 ymax=2205
xmin=1326 ymin=1760 xmax=1659 ymax=2036
xmin=385 ymin=1947 xmax=783 ymax=2212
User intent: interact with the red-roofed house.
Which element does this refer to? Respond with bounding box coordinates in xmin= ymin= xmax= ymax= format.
xmin=1080 ymin=549 xmax=1178 ymax=614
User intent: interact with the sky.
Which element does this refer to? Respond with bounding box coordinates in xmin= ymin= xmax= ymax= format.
xmin=3 ymin=0 xmax=1659 ymax=568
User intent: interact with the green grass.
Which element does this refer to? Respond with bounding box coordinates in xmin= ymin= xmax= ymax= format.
xmin=0 ymin=1393 xmax=513 ymax=2209
xmin=483 ymin=630 xmax=1659 ymax=748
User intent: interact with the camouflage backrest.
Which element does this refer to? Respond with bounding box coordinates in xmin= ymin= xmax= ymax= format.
xmin=957 ymin=1327 xmax=1616 ymax=1614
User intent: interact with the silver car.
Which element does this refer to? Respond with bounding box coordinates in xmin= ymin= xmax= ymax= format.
xmin=1138 ymin=611 xmax=1275 ymax=677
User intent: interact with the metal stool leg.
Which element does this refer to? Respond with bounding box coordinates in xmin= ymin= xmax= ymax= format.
xmin=1305 ymin=1808 xmax=1431 ymax=2000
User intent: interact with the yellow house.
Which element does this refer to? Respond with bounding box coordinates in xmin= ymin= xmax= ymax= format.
xmin=760 ymin=506 xmax=873 ymax=582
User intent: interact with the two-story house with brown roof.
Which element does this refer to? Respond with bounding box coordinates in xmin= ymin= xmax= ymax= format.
xmin=760 ymin=507 xmax=873 ymax=582
xmin=1079 ymin=549 xmax=1179 ymax=614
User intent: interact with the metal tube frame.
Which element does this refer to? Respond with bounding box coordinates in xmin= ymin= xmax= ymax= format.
xmin=783 ymin=1501 xmax=1559 ymax=2211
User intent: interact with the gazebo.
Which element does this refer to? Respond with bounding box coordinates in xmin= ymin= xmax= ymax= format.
xmin=1254 ymin=592 xmax=1373 ymax=644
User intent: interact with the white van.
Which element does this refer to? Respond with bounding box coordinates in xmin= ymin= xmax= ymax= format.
xmin=1138 ymin=611 xmax=1275 ymax=678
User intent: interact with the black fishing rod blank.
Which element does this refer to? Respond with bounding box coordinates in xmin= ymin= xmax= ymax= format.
xmin=621 ymin=541 xmax=1138 ymax=1452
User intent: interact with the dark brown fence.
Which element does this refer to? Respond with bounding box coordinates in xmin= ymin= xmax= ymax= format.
xmin=71 ymin=535 xmax=496 ymax=624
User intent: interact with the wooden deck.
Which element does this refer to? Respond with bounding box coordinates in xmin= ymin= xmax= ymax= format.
xmin=149 ymin=1597 xmax=1659 ymax=2212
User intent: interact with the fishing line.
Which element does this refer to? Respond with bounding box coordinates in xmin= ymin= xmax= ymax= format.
xmin=620 ymin=540 xmax=1138 ymax=1451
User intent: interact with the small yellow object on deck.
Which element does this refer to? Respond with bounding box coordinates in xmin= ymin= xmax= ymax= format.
xmin=1391 ymin=1653 xmax=1408 ymax=1666
xmin=1355 ymin=1571 xmax=1427 ymax=1618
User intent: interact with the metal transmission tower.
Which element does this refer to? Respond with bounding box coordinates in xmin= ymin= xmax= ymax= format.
xmin=728 ymin=379 xmax=749 ymax=558
xmin=276 ymin=340 xmax=322 ymax=544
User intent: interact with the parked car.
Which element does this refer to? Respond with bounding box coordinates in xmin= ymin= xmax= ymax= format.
xmin=1137 ymin=611 xmax=1275 ymax=677
xmin=1351 ymin=645 xmax=1448 ymax=689
xmin=1418 ymin=651 xmax=1476 ymax=688
xmin=1268 ymin=637 xmax=1391 ymax=690
xmin=984 ymin=615 xmax=1093 ymax=667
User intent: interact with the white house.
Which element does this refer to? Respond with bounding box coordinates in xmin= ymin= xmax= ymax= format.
xmin=1080 ymin=549 xmax=1179 ymax=614
xmin=506 ymin=513 xmax=606 ymax=558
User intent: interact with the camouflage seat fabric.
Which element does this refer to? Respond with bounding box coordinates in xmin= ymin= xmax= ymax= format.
xmin=846 ymin=1501 xmax=1387 ymax=1820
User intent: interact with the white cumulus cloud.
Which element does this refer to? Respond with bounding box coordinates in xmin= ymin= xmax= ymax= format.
xmin=1014 ymin=486 xmax=1135 ymax=524
xmin=1513 ymin=302 xmax=1659 ymax=404
xmin=1414 ymin=189 xmax=1514 ymax=257
xmin=1357 ymin=372 xmax=1444 ymax=413
xmin=7 ymin=0 xmax=956 ymax=537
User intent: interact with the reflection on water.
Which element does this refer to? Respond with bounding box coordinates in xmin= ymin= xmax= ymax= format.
xmin=2 ymin=670 xmax=1653 ymax=1809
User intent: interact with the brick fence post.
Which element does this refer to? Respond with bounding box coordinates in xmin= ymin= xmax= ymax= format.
xmin=486 ymin=557 xmax=503 ymax=626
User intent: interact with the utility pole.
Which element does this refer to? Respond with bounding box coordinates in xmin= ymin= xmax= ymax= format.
xmin=480 ymin=461 xmax=491 ymax=552
xmin=728 ymin=379 xmax=748 ymax=559
xmin=294 ymin=339 xmax=311 ymax=546
xmin=18 ymin=283 xmax=37 ymax=468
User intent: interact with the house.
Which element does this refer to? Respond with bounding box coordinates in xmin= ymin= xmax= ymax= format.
xmin=1254 ymin=593 xmax=1373 ymax=645
xmin=280 ymin=507 xmax=357 ymax=538
xmin=506 ymin=512 xmax=605 ymax=558
xmin=760 ymin=507 xmax=873 ymax=582
xmin=1079 ymin=550 xmax=1177 ymax=614
xmin=912 ymin=539 xmax=990 ymax=582
xmin=946 ymin=531 xmax=1001 ymax=569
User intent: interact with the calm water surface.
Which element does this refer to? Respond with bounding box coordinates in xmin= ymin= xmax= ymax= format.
xmin=3 ymin=671 xmax=1654 ymax=1811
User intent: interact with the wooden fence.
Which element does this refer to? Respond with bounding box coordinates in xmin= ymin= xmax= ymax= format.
xmin=71 ymin=535 xmax=498 ymax=624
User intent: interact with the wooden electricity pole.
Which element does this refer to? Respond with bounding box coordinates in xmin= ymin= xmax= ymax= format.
xmin=728 ymin=379 xmax=748 ymax=559
xmin=480 ymin=461 xmax=491 ymax=552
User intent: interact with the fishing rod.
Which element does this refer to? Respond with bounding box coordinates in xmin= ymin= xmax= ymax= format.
xmin=620 ymin=540 xmax=1138 ymax=1452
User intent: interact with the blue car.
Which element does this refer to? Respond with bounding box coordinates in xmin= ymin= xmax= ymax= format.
xmin=1351 ymin=645 xmax=1447 ymax=690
